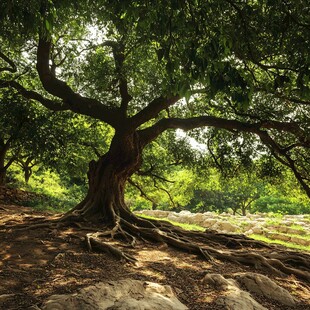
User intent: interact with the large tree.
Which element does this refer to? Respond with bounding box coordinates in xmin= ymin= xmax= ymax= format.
xmin=0 ymin=1 xmax=309 ymax=278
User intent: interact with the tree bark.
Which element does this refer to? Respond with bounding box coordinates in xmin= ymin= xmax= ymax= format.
xmin=0 ymin=146 xmax=7 ymax=186
xmin=67 ymin=131 xmax=143 ymax=224
xmin=24 ymin=168 xmax=32 ymax=184
xmin=151 ymin=202 xmax=158 ymax=210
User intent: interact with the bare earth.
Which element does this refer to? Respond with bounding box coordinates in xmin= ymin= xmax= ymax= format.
xmin=0 ymin=203 xmax=309 ymax=310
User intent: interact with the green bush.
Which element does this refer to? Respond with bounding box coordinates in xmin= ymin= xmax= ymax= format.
xmin=252 ymin=196 xmax=310 ymax=215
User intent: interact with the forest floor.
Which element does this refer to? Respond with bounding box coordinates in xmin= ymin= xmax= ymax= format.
xmin=0 ymin=202 xmax=310 ymax=309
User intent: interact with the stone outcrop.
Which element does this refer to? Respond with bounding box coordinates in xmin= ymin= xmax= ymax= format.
xmin=39 ymin=279 xmax=188 ymax=310
xmin=212 ymin=221 xmax=238 ymax=233
xmin=203 ymin=272 xmax=297 ymax=309
xmin=232 ymin=272 xmax=296 ymax=306
xmin=203 ymin=274 xmax=267 ymax=310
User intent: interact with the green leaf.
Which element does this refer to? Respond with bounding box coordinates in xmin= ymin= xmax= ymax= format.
xmin=45 ymin=19 xmax=51 ymax=31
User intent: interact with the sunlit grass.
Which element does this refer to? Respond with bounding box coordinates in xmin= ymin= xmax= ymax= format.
xmin=289 ymin=224 xmax=306 ymax=231
xmin=249 ymin=234 xmax=310 ymax=252
xmin=8 ymin=163 xmax=85 ymax=213
xmin=137 ymin=214 xmax=205 ymax=231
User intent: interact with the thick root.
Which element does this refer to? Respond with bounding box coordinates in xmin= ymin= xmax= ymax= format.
xmin=119 ymin=214 xmax=310 ymax=281
xmin=85 ymin=232 xmax=136 ymax=263
xmin=4 ymin=206 xmax=309 ymax=282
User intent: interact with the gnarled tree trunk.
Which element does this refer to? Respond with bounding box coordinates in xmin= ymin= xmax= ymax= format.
xmin=67 ymin=131 xmax=143 ymax=224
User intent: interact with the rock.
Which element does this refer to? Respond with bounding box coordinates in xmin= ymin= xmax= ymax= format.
xmin=203 ymin=274 xmax=267 ymax=310
xmin=239 ymin=222 xmax=254 ymax=231
xmin=177 ymin=213 xmax=191 ymax=222
xmin=245 ymin=229 xmax=254 ymax=235
xmin=203 ymin=211 xmax=214 ymax=216
xmin=286 ymin=228 xmax=306 ymax=235
xmin=266 ymin=232 xmax=291 ymax=242
xmin=40 ymin=279 xmax=188 ymax=310
xmin=233 ymin=272 xmax=297 ymax=306
xmin=202 ymin=219 xmax=218 ymax=228
xmin=281 ymin=220 xmax=294 ymax=226
xmin=151 ymin=210 xmax=169 ymax=218
xmin=167 ymin=213 xmax=180 ymax=222
xmin=290 ymin=236 xmax=310 ymax=246
xmin=251 ymin=226 xmax=264 ymax=234
xmin=214 ymin=221 xmax=238 ymax=233
xmin=178 ymin=210 xmax=192 ymax=216
xmin=187 ymin=213 xmax=205 ymax=225
xmin=276 ymin=226 xmax=289 ymax=233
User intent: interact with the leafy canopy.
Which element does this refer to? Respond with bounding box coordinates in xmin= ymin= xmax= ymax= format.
xmin=0 ymin=0 xmax=309 ymax=197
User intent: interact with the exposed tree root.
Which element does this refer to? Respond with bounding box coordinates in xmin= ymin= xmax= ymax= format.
xmin=3 ymin=207 xmax=310 ymax=282
xmin=265 ymin=251 xmax=310 ymax=272
xmin=105 ymin=212 xmax=310 ymax=282
xmin=85 ymin=232 xmax=136 ymax=263
xmin=60 ymin=211 xmax=310 ymax=282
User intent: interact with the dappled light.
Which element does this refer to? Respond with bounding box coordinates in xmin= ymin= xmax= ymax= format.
xmin=0 ymin=0 xmax=309 ymax=308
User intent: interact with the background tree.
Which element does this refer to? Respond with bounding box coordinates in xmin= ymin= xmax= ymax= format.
xmin=0 ymin=90 xmax=37 ymax=185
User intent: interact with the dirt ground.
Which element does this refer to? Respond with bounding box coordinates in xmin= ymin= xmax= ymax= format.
xmin=0 ymin=203 xmax=309 ymax=310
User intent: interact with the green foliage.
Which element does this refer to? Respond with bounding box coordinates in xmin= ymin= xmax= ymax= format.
xmin=8 ymin=163 xmax=86 ymax=212
xmin=253 ymin=196 xmax=310 ymax=215
xmin=183 ymin=167 xmax=266 ymax=215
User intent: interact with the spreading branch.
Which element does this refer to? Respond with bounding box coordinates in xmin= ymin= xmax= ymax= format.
xmin=130 ymin=95 xmax=180 ymax=129
xmin=137 ymin=166 xmax=174 ymax=183
xmin=138 ymin=115 xmax=310 ymax=196
xmin=108 ymin=41 xmax=132 ymax=114
xmin=139 ymin=116 xmax=308 ymax=146
xmin=0 ymin=51 xmax=17 ymax=73
xmin=36 ymin=38 xmax=121 ymax=127
xmin=153 ymin=180 xmax=176 ymax=209
xmin=128 ymin=179 xmax=156 ymax=205
xmin=0 ymin=79 xmax=69 ymax=112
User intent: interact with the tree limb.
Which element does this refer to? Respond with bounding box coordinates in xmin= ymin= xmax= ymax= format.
xmin=36 ymin=38 xmax=121 ymax=127
xmin=139 ymin=116 xmax=308 ymax=146
xmin=130 ymin=95 xmax=180 ymax=129
xmin=137 ymin=170 xmax=175 ymax=183
xmin=128 ymin=179 xmax=156 ymax=205
xmin=110 ymin=41 xmax=132 ymax=115
xmin=0 ymin=79 xmax=69 ymax=112
xmin=153 ymin=180 xmax=176 ymax=209
xmin=0 ymin=51 xmax=17 ymax=73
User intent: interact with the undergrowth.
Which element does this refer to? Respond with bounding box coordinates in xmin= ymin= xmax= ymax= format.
xmin=7 ymin=164 xmax=86 ymax=213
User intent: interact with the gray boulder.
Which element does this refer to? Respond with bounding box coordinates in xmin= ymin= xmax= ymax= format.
xmin=233 ymin=272 xmax=297 ymax=306
xmin=40 ymin=279 xmax=188 ymax=310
